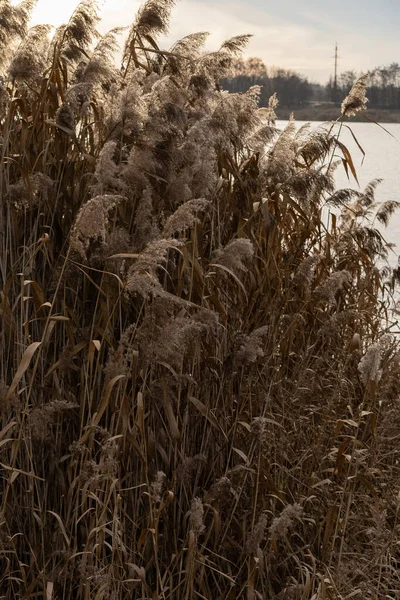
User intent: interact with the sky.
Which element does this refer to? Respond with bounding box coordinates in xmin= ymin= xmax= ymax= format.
xmin=28 ymin=0 xmax=400 ymax=83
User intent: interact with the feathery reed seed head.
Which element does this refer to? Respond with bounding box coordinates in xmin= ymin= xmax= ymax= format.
xmin=341 ymin=74 xmax=369 ymax=117
xmin=246 ymin=514 xmax=268 ymax=554
xmin=213 ymin=238 xmax=254 ymax=274
xmin=190 ymin=497 xmax=205 ymax=534
xmin=269 ymin=504 xmax=303 ymax=542
xmin=70 ymin=194 xmax=124 ymax=261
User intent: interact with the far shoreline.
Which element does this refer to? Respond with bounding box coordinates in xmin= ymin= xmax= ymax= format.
xmin=276 ymin=107 xmax=400 ymax=123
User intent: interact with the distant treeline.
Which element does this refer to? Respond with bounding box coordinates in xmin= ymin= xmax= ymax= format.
xmin=221 ymin=57 xmax=312 ymax=108
xmin=222 ymin=58 xmax=400 ymax=110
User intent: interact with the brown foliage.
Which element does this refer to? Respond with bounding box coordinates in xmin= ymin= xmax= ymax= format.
xmin=0 ymin=2 xmax=399 ymax=599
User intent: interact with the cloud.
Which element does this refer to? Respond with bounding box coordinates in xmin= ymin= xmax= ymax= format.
xmin=98 ymin=0 xmax=342 ymax=81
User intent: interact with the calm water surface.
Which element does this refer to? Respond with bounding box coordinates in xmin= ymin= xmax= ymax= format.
xmin=276 ymin=121 xmax=400 ymax=267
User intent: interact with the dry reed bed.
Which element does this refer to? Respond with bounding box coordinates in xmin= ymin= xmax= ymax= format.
xmin=0 ymin=1 xmax=400 ymax=598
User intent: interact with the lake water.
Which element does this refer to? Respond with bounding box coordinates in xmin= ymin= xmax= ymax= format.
xmin=276 ymin=121 xmax=400 ymax=268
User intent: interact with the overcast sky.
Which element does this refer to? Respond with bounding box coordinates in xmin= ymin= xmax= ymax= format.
xmin=29 ymin=0 xmax=400 ymax=83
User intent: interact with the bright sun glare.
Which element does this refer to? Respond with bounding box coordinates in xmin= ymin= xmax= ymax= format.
xmin=27 ymin=0 xmax=141 ymax=31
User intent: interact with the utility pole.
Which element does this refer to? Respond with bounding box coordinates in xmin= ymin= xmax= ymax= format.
xmin=333 ymin=43 xmax=339 ymax=105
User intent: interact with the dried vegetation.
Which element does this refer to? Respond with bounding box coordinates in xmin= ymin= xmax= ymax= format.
xmin=1 ymin=1 xmax=400 ymax=598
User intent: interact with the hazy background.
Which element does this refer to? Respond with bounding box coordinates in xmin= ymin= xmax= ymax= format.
xmin=26 ymin=0 xmax=400 ymax=258
xmin=28 ymin=0 xmax=400 ymax=83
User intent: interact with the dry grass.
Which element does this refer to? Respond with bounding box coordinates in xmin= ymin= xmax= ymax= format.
xmin=1 ymin=1 xmax=400 ymax=599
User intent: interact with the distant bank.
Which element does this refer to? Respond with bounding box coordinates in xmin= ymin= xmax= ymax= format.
xmin=276 ymin=107 xmax=400 ymax=123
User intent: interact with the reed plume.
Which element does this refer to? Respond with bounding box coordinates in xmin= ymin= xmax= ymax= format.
xmin=341 ymin=73 xmax=369 ymax=117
